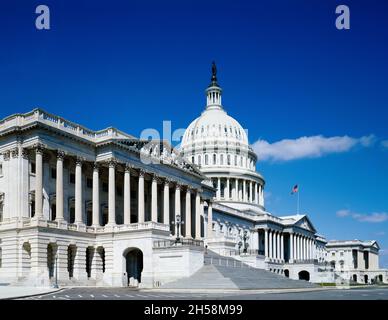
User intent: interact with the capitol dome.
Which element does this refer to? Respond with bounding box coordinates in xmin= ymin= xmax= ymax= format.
xmin=181 ymin=63 xmax=265 ymax=213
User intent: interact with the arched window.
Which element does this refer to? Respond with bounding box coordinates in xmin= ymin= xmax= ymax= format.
xmin=213 ymin=154 xmax=217 ymax=165
xmin=191 ymin=156 xmax=195 ymax=164
xmin=227 ymin=154 xmax=231 ymax=165
xmin=234 ymin=155 xmax=237 ymax=166
xmin=220 ymin=154 xmax=224 ymax=165
xmin=198 ymin=155 xmax=201 ymax=165
xmin=205 ymin=154 xmax=208 ymax=165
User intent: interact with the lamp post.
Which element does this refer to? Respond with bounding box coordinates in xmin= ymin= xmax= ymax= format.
xmin=172 ymin=214 xmax=184 ymax=244
xmin=53 ymin=253 xmax=59 ymax=288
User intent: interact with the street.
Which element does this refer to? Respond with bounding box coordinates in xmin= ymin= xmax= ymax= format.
xmin=19 ymin=286 xmax=388 ymax=300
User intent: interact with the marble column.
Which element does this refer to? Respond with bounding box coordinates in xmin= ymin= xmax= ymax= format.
xmin=35 ymin=145 xmax=44 ymax=217
xmin=151 ymin=175 xmax=158 ymax=222
xmin=269 ymin=230 xmax=273 ymax=259
xmin=277 ymin=232 xmax=280 ymax=260
xmin=195 ymin=191 xmax=201 ymax=239
xmin=234 ymin=179 xmax=238 ymax=201
xmin=138 ymin=170 xmax=145 ymax=223
xmin=207 ymin=201 xmax=213 ymax=238
xmin=163 ymin=180 xmax=170 ymax=227
xmin=254 ymin=183 xmax=258 ymax=204
xmin=296 ymin=235 xmax=300 ymax=260
xmin=55 ymin=151 xmax=65 ymax=221
xmin=290 ymin=233 xmax=294 ymax=262
xmin=280 ymin=233 xmax=284 ymax=261
xmin=217 ymin=178 xmax=221 ymax=199
xmin=175 ymin=184 xmax=181 ymax=237
xmin=107 ymin=160 xmax=116 ymax=225
xmin=264 ymin=229 xmax=269 ymax=258
xmin=123 ymin=164 xmax=131 ymax=225
xmin=185 ymin=189 xmax=192 ymax=239
xmin=243 ymin=180 xmax=247 ymax=201
xmin=249 ymin=181 xmax=253 ymax=203
xmin=225 ymin=178 xmax=230 ymax=200
xmin=74 ymin=157 xmax=83 ymax=224
xmin=92 ymin=162 xmax=100 ymax=226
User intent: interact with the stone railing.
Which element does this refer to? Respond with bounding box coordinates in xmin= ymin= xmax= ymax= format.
xmin=0 ymin=217 xmax=170 ymax=234
xmin=153 ymin=238 xmax=204 ymax=248
xmin=0 ymin=108 xmax=132 ymax=142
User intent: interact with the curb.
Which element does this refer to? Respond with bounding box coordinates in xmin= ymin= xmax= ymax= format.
xmin=1 ymin=288 xmax=64 ymax=300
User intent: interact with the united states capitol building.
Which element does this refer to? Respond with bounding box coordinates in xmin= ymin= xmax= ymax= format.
xmin=0 ymin=65 xmax=387 ymax=288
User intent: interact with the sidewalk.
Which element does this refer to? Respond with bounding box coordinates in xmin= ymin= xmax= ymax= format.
xmin=0 ymin=285 xmax=61 ymax=300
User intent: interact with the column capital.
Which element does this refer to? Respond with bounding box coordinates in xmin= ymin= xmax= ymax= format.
xmin=11 ymin=147 xmax=19 ymax=158
xmin=138 ymin=168 xmax=146 ymax=177
xmin=1 ymin=150 xmax=11 ymax=161
xmin=107 ymin=158 xmax=117 ymax=168
xmin=33 ymin=143 xmax=45 ymax=154
xmin=76 ymin=156 xmax=85 ymax=166
xmin=175 ymin=183 xmax=182 ymax=191
xmin=21 ymin=148 xmax=29 ymax=160
xmin=57 ymin=150 xmax=66 ymax=160
xmin=124 ymin=163 xmax=133 ymax=173
xmin=93 ymin=162 xmax=100 ymax=171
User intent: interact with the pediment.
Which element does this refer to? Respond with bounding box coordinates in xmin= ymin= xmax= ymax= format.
xmin=294 ymin=216 xmax=316 ymax=233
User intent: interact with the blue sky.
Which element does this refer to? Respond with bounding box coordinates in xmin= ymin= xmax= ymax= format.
xmin=0 ymin=0 xmax=387 ymax=266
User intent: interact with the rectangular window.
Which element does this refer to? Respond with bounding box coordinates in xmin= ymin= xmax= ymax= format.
xmin=51 ymin=168 xmax=56 ymax=179
xmin=70 ymin=173 xmax=75 ymax=184
xmin=0 ymin=203 xmax=3 ymax=222
xmin=86 ymin=178 xmax=93 ymax=189
xmin=30 ymin=162 xmax=36 ymax=174
xmin=0 ymin=163 xmax=3 ymax=176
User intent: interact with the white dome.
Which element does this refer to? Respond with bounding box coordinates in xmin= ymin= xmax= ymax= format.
xmin=181 ymin=107 xmax=249 ymax=148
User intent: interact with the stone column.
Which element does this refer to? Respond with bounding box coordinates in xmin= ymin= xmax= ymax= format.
xmin=249 ymin=181 xmax=253 ymax=203
xmin=290 ymin=233 xmax=294 ymax=262
xmin=151 ymin=175 xmax=158 ymax=222
xmin=35 ymin=145 xmax=44 ymax=217
xmin=123 ymin=164 xmax=131 ymax=225
xmin=277 ymin=232 xmax=280 ymax=260
xmin=75 ymin=157 xmax=83 ymax=224
xmin=296 ymin=235 xmax=299 ymax=260
xmin=73 ymin=244 xmax=88 ymax=282
xmin=254 ymin=183 xmax=258 ymax=204
xmin=55 ymin=151 xmax=65 ymax=221
xmin=163 ymin=180 xmax=170 ymax=226
xmin=280 ymin=233 xmax=284 ymax=261
xmin=175 ymin=184 xmax=181 ymax=237
xmin=92 ymin=163 xmax=100 ymax=226
xmin=264 ymin=229 xmax=269 ymax=258
xmin=195 ymin=191 xmax=201 ymax=239
xmin=243 ymin=180 xmax=247 ymax=201
xmin=207 ymin=201 xmax=213 ymax=238
xmin=107 ymin=160 xmax=116 ymax=225
xmin=234 ymin=179 xmax=238 ymax=201
xmin=225 ymin=178 xmax=230 ymax=200
xmin=217 ymin=178 xmax=221 ymax=199
xmin=185 ymin=189 xmax=192 ymax=238
xmin=138 ymin=170 xmax=145 ymax=223
xmin=268 ymin=230 xmax=273 ymax=259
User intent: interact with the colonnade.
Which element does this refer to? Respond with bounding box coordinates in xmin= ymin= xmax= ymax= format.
xmin=214 ymin=177 xmax=264 ymax=206
xmin=32 ymin=144 xmax=211 ymax=240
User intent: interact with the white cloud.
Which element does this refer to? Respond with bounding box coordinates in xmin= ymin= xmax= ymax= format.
xmin=252 ymin=134 xmax=375 ymax=162
xmin=375 ymin=231 xmax=386 ymax=236
xmin=382 ymin=140 xmax=388 ymax=149
xmin=336 ymin=209 xmax=388 ymax=223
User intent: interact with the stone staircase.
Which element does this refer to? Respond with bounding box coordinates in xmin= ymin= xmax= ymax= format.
xmin=161 ymin=251 xmax=317 ymax=289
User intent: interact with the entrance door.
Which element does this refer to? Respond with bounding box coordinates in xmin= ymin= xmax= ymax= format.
xmin=125 ymin=249 xmax=143 ymax=287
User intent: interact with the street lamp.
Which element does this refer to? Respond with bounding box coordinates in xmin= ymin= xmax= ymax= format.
xmin=171 ymin=214 xmax=184 ymax=244
xmin=52 ymin=253 xmax=59 ymax=289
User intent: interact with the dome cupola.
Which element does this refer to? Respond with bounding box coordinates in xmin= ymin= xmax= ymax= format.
xmin=181 ymin=63 xmax=265 ymax=212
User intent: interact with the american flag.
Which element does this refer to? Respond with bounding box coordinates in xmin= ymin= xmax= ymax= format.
xmin=291 ymin=184 xmax=299 ymax=194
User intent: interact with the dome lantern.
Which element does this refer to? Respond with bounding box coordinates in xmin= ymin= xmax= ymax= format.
xmin=206 ymin=61 xmax=222 ymax=110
